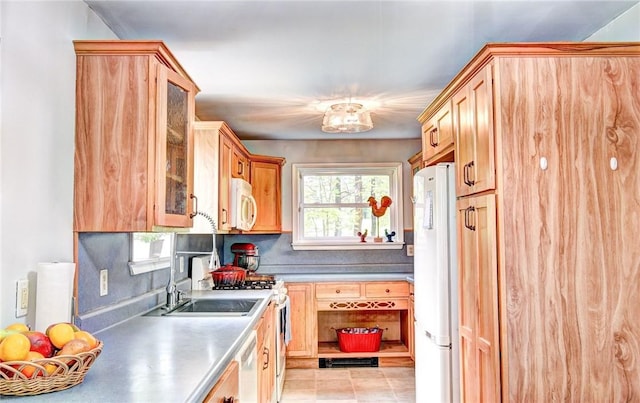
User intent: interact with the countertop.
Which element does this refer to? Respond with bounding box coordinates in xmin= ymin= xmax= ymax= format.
xmin=276 ymin=272 xmax=413 ymax=283
xmin=4 ymin=290 xmax=273 ymax=402
xmin=4 ymin=276 xmax=414 ymax=401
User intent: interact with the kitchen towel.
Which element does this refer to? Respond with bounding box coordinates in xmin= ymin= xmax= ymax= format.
xmin=282 ymin=295 xmax=292 ymax=345
xmin=35 ymin=262 xmax=75 ymax=332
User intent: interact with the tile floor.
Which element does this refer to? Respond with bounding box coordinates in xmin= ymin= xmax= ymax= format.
xmin=280 ymin=366 xmax=416 ymax=403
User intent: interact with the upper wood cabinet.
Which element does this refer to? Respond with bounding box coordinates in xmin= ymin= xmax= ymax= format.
xmin=419 ymin=99 xmax=455 ymax=166
xmin=193 ymin=121 xmax=284 ymax=233
xmin=420 ymin=42 xmax=640 ymax=402
xmin=73 ymin=40 xmax=199 ymax=232
xmin=191 ymin=121 xmax=221 ymax=233
xmin=217 ymin=124 xmax=235 ymax=232
xmin=250 ymin=155 xmax=285 ymax=233
xmin=454 ymin=64 xmax=496 ymax=197
xmin=408 ymin=151 xmax=423 ymax=176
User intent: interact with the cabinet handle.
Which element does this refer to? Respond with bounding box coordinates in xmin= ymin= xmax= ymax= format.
xmin=223 ymin=397 xmax=235 ymax=403
xmin=463 ymin=161 xmax=476 ymax=186
xmin=335 ymin=289 xmax=341 ymax=294
xmin=222 ymin=208 xmax=228 ymax=225
xmin=464 ymin=206 xmax=476 ymax=231
xmin=385 ymin=289 xmax=390 ymax=293
xmin=263 ymin=346 xmax=269 ymax=369
xmin=430 ymin=128 xmax=439 ymax=147
xmin=189 ymin=194 xmax=198 ymax=219
xmin=237 ymin=161 xmax=244 ymax=176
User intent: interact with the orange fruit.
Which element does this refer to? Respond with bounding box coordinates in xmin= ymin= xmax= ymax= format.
xmin=5 ymin=323 xmax=29 ymax=333
xmin=18 ymin=351 xmax=44 ymax=378
xmin=74 ymin=330 xmax=98 ymax=349
xmin=47 ymin=323 xmax=75 ymax=349
xmin=0 ymin=333 xmax=30 ymax=361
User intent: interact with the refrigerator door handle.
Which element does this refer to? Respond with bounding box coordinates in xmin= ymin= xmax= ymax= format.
xmin=424 ymin=190 xmax=434 ymax=229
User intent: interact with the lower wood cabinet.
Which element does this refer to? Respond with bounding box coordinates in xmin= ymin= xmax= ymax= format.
xmin=285 ymin=283 xmax=316 ymax=358
xmin=256 ymin=302 xmax=276 ymax=402
xmin=286 ymin=280 xmax=413 ymax=368
xmin=409 ymin=282 xmax=415 ymax=361
xmin=203 ymin=360 xmax=239 ymax=403
xmin=315 ymin=281 xmax=411 ymax=363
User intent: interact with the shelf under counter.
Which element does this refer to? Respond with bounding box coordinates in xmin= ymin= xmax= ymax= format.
xmin=318 ymin=340 xmax=411 ymax=358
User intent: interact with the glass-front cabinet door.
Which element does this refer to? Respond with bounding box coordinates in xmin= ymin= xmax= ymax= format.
xmin=155 ymin=64 xmax=196 ymax=227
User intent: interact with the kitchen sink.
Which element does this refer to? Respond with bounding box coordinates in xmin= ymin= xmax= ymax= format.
xmin=144 ymin=298 xmax=263 ymax=317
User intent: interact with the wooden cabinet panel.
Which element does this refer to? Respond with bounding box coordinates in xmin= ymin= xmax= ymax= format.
xmin=250 ymin=155 xmax=285 ymax=233
xmin=203 ymin=360 xmax=239 ymax=403
xmin=218 ymin=132 xmax=233 ymax=231
xmin=457 ymin=194 xmax=499 ymax=403
xmin=428 ymin=43 xmax=640 ymax=401
xmin=409 ymin=283 xmax=415 ymax=361
xmin=496 ymin=54 xmax=640 ymax=401
xmin=364 ymin=281 xmax=409 ymax=298
xmin=315 ymin=283 xmax=361 ymax=299
xmin=286 ymin=283 xmax=317 ymax=358
xmin=74 ymin=41 xmax=198 ymax=231
xmin=421 ymin=100 xmax=455 ymax=165
xmin=232 ymin=147 xmax=250 ymax=181
xmin=455 ymin=64 xmax=495 ymax=197
xmin=257 ymin=303 xmax=275 ymax=403
xmin=191 ymin=121 xmax=220 ymax=233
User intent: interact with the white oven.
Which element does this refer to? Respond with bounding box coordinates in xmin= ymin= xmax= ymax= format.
xmin=273 ymin=283 xmax=289 ymax=402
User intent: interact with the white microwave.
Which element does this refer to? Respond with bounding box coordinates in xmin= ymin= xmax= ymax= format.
xmin=230 ymin=178 xmax=257 ymax=231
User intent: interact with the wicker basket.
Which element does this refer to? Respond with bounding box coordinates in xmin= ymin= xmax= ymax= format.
xmin=0 ymin=341 xmax=103 ymax=396
xmin=336 ymin=327 xmax=383 ymax=353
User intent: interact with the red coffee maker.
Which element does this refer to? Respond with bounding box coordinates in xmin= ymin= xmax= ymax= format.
xmin=231 ymin=243 xmax=260 ymax=272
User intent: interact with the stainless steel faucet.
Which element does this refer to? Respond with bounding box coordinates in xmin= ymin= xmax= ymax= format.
xmin=165 ymin=233 xmax=181 ymax=309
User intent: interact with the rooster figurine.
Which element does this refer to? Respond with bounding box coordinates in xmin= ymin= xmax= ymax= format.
xmin=368 ymin=196 xmax=393 ymax=217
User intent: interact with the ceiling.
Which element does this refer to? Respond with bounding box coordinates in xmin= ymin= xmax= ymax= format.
xmin=84 ymin=1 xmax=637 ymax=141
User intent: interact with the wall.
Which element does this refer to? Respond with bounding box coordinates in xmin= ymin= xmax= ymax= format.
xmin=0 ymin=2 xmax=116 ymax=326
xmin=586 ymin=3 xmax=640 ymax=41
xmin=244 ymin=139 xmax=420 ymax=231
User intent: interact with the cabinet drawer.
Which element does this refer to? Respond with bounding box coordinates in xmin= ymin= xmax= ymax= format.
xmin=365 ymin=282 xmax=409 ymax=298
xmin=315 ymin=283 xmax=361 ymax=299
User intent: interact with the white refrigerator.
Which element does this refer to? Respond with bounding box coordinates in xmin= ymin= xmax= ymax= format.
xmin=413 ymin=163 xmax=459 ymax=403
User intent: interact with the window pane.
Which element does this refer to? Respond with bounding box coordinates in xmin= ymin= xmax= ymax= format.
xmin=302 ymin=207 xmax=391 ymax=238
xmin=303 ymin=175 xmax=390 ymax=205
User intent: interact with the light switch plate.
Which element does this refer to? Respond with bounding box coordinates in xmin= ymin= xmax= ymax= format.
xmin=100 ymin=269 xmax=108 ymax=296
xmin=16 ymin=279 xmax=28 ymax=317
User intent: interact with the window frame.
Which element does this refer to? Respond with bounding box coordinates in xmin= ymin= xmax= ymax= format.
xmin=291 ymin=162 xmax=405 ymax=250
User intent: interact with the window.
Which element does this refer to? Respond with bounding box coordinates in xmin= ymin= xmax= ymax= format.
xmin=292 ymin=163 xmax=404 ymax=250
xmin=128 ymin=232 xmax=173 ymax=275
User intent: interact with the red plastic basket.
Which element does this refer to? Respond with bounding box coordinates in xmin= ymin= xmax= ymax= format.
xmin=335 ymin=327 xmax=383 ymax=353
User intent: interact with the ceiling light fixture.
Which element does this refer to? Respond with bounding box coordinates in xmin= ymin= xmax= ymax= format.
xmin=321 ymin=103 xmax=373 ymax=133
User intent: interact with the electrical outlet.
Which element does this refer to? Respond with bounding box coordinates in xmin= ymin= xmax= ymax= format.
xmin=407 ymin=245 xmax=414 ymax=256
xmin=100 ymin=269 xmax=108 ymax=296
xmin=15 ymin=279 xmax=29 ymax=317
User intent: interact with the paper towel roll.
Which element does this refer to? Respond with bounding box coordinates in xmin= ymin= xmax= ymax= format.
xmin=35 ymin=262 xmax=75 ymax=332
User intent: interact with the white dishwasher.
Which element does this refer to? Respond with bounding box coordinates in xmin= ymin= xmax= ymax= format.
xmin=235 ymin=330 xmax=258 ymax=402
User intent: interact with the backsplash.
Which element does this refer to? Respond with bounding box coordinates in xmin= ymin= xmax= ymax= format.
xmin=75 ymin=231 xmax=413 ymax=333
